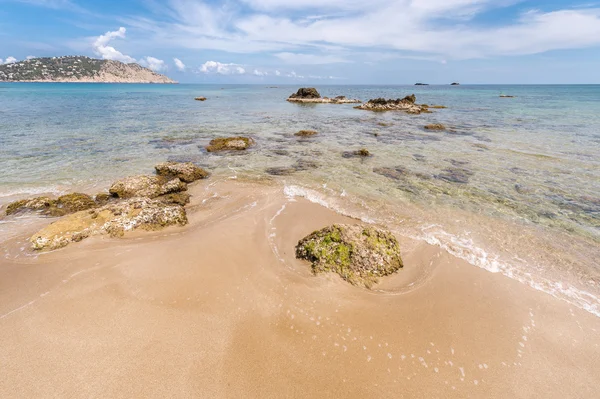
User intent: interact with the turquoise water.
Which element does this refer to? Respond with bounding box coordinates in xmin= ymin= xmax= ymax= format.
xmin=1 ymin=83 xmax=599 ymax=315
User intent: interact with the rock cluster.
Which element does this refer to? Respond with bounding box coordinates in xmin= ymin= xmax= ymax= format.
xmin=287 ymin=88 xmax=361 ymax=104
xmin=355 ymin=95 xmax=429 ymax=114
xmin=296 ymin=224 xmax=403 ymax=288
xmin=5 ymin=161 xmax=208 ymax=251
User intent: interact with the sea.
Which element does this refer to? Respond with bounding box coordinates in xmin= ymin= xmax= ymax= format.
xmin=1 ymin=83 xmax=599 ymax=316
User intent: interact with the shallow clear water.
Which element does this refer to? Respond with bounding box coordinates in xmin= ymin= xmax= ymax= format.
xmin=1 ymin=83 xmax=599 ymax=315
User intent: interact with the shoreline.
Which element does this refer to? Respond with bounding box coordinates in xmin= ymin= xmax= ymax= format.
xmin=1 ymin=179 xmax=599 ymax=397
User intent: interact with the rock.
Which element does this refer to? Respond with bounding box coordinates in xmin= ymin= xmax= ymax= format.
xmin=5 ymin=196 xmax=56 ymax=215
xmin=157 ymin=192 xmax=191 ymax=206
xmin=30 ymin=197 xmax=188 ymax=251
xmin=499 ymin=95 xmax=515 ymax=98
xmin=109 ymin=175 xmax=187 ymax=199
xmin=265 ymin=159 xmax=319 ymax=176
xmin=205 ymin=137 xmax=254 ymax=152
xmin=287 ymin=88 xmax=360 ymax=103
xmin=429 ymin=105 xmax=447 ymax=109
xmin=435 ymin=167 xmax=473 ymax=184
xmin=194 ymin=97 xmax=207 ymax=101
xmin=355 ymin=95 xmax=426 ymax=114
xmin=295 ymin=224 xmax=403 ymax=288
xmin=56 ymin=193 xmax=96 ymax=213
xmin=451 ymin=82 xmax=460 ymax=85
xmin=424 ymin=124 xmax=446 ymax=131
xmin=94 ymin=192 xmax=112 ymax=205
xmin=415 ymin=83 xmax=429 ymax=85
xmin=155 ymin=161 xmax=209 ymax=183
xmin=343 ymin=148 xmax=372 ymax=158
xmin=373 ymin=167 xmax=409 ymax=181
xmin=295 ymin=130 xmax=318 ymax=137
xmin=289 ymin=87 xmax=321 ymax=99
xmin=377 ymin=122 xmax=392 ymax=127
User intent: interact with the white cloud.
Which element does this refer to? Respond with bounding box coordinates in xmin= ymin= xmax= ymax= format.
xmin=2 ymin=56 xmax=18 ymax=64
xmin=275 ymin=70 xmax=281 ymax=76
xmin=119 ymin=1 xmax=600 ymax=61
xmin=93 ymin=27 xmax=136 ymax=63
xmin=139 ymin=56 xmax=166 ymax=71
xmin=173 ymin=58 xmax=186 ymax=71
xmin=253 ymin=69 xmax=266 ymax=76
xmin=199 ymin=61 xmax=246 ymax=75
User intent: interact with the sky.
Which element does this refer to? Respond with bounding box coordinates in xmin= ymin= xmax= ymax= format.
xmin=1 ymin=0 xmax=600 ymax=83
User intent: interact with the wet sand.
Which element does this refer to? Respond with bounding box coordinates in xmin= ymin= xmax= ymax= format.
xmin=1 ymin=179 xmax=599 ymax=398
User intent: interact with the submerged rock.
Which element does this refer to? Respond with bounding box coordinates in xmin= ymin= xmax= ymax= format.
xmin=355 ymin=95 xmax=426 ymax=114
xmin=373 ymin=166 xmax=410 ymax=181
xmin=435 ymin=167 xmax=474 ymax=184
xmin=424 ymin=123 xmax=446 ymax=131
xmin=205 ymin=136 xmax=254 ymax=152
xmin=343 ymin=148 xmax=372 ymax=158
xmin=155 ymin=161 xmax=209 ymax=183
xmin=109 ymin=175 xmax=187 ymax=199
xmin=451 ymin=82 xmax=460 ymax=86
xmin=194 ymin=97 xmax=207 ymax=101
xmin=30 ymin=197 xmax=188 ymax=251
xmin=6 ymin=193 xmax=96 ymax=217
xmin=295 ymin=130 xmax=318 ymax=137
xmin=287 ymin=88 xmax=360 ymax=104
xmin=295 ymin=224 xmax=403 ymax=288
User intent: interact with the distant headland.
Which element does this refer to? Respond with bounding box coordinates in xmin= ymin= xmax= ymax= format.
xmin=0 ymin=56 xmax=176 ymax=83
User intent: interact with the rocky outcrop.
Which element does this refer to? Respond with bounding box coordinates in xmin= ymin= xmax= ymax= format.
xmin=6 ymin=193 xmax=96 ymax=216
xmin=194 ymin=97 xmax=207 ymax=101
xmin=206 ymin=137 xmax=254 ymax=152
xmin=6 ymin=196 xmax=56 ymax=216
xmin=295 ymin=130 xmax=318 ymax=137
xmin=415 ymin=83 xmax=429 ymax=86
xmin=30 ymin=198 xmax=187 ymax=250
xmin=295 ymin=224 xmax=403 ymax=288
xmin=499 ymin=95 xmax=515 ymax=98
xmin=155 ymin=161 xmax=209 ymax=183
xmin=109 ymin=175 xmax=187 ymax=199
xmin=451 ymin=82 xmax=460 ymax=85
xmin=355 ymin=95 xmax=428 ymax=114
xmin=287 ymin=88 xmax=360 ymax=104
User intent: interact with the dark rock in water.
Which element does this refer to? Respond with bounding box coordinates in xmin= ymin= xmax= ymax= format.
xmin=343 ymin=148 xmax=372 ymax=158
xmin=446 ymin=159 xmax=470 ymax=167
xmin=377 ymin=122 xmax=393 ymax=127
xmin=155 ymin=161 xmax=209 ymax=183
xmin=514 ymin=184 xmax=535 ymax=195
xmin=6 ymin=193 xmax=96 ymax=217
xmin=472 ymin=143 xmax=490 ymax=151
xmin=149 ymin=136 xmax=196 ymax=149
xmin=374 ymin=167 xmax=409 ymax=181
xmin=451 ymin=82 xmax=460 ymax=85
xmin=205 ymin=136 xmax=254 ymax=152
xmin=429 ymin=105 xmax=447 ymax=109
xmin=424 ymin=124 xmax=446 ymax=131
xmin=413 ymin=154 xmax=426 ymax=161
xmin=266 ymin=159 xmax=319 ymax=176
xmin=30 ymin=197 xmax=188 ymax=251
xmin=109 ymin=175 xmax=187 ymax=199
xmin=435 ymin=167 xmax=473 ymax=184
xmin=266 ymin=167 xmax=295 ymax=176
xmin=295 ymin=130 xmax=318 ymax=137
xmin=295 ymin=224 xmax=403 ymax=288
xmin=415 ymin=83 xmax=429 ymax=86
xmin=289 ymin=87 xmax=321 ymax=99
xmin=294 ymin=159 xmax=319 ymax=170
xmin=499 ymin=95 xmax=515 ymax=98
xmin=273 ymin=149 xmax=290 ymax=156
xmin=194 ymin=97 xmax=207 ymax=101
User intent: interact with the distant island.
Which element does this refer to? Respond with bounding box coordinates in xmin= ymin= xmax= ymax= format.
xmin=414 ymin=83 xmax=429 ymax=86
xmin=451 ymin=82 xmax=460 ymax=85
xmin=0 ymin=56 xmax=176 ymax=83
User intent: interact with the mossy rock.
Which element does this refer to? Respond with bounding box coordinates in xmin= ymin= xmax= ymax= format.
xmin=194 ymin=97 xmax=207 ymax=101
xmin=155 ymin=161 xmax=209 ymax=183
xmin=95 ymin=193 xmax=111 ymax=206
xmin=424 ymin=124 xmax=446 ymax=131
xmin=295 ymin=224 xmax=403 ymax=288
xmin=157 ymin=192 xmax=191 ymax=206
xmin=295 ymin=130 xmax=318 ymax=137
xmin=56 ymin=193 xmax=96 ymax=213
xmin=5 ymin=196 xmax=56 ymax=216
xmin=206 ymin=137 xmax=254 ymax=152
xmin=343 ymin=148 xmax=372 ymax=158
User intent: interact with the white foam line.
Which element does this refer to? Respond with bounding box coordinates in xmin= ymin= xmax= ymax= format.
xmin=0 ymin=299 xmax=36 ymax=320
xmin=270 ymin=204 xmax=287 ymax=225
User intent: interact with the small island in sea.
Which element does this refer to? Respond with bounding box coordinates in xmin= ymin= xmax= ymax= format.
xmin=0 ymin=56 xmax=176 ymax=83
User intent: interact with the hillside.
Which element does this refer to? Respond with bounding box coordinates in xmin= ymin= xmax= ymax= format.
xmin=0 ymin=56 xmax=176 ymax=83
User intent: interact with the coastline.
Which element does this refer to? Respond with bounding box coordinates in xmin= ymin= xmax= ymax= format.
xmin=1 ymin=178 xmax=599 ymax=398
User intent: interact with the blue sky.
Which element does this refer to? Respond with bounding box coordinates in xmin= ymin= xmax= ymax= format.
xmin=1 ymin=0 xmax=600 ymax=83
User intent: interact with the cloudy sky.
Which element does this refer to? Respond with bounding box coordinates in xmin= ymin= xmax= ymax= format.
xmin=1 ymin=0 xmax=600 ymax=83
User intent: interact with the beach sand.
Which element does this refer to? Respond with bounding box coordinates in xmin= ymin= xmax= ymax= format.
xmin=1 ymin=179 xmax=599 ymax=398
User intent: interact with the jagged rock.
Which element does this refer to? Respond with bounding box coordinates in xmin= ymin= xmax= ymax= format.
xmin=30 ymin=197 xmax=188 ymax=250
xmin=5 ymin=196 xmax=56 ymax=215
xmin=155 ymin=161 xmax=209 ymax=183
xmin=109 ymin=175 xmax=187 ymax=199
xmin=295 ymin=224 xmax=403 ymax=288
xmin=355 ymin=95 xmax=426 ymax=114
xmin=194 ymin=97 xmax=207 ymax=101
xmin=289 ymin=87 xmax=321 ymax=99
xmin=295 ymin=130 xmax=318 ymax=137
xmin=205 ymin=137 xmax=254 ymax=152
xmin=424 ymin=124 xmax=446 ymax=131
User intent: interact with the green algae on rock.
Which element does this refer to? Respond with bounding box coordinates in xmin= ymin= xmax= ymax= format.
xmin=6 ymin=193 xmax=96 ymax=216
xmin=155 ymin=161 xmax=209 ymax=183
xmin=30 ymin=197 xmax=188 ymax=251
xmin=5 ymin=196 xmax=56 ymax=215
xmin=295 ymin=224 xmax=403 ymax=288
xmin=109 ymin=175 xmax=187 ymax=199
xmin=56 ymin=193 xmax=96 ymax=213
xmin=294 ymin=130 xmax=318 ymax=137
xmin=205 ymin=137 xmax=254 ymax=152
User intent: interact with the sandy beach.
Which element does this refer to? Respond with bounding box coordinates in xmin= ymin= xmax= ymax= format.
xmin=1 ymin=178 xmax=599 ymax=398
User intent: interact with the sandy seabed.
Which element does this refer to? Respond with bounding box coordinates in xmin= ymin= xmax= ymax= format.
xmin=1 ymin=179 xmax=599 ymax=398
